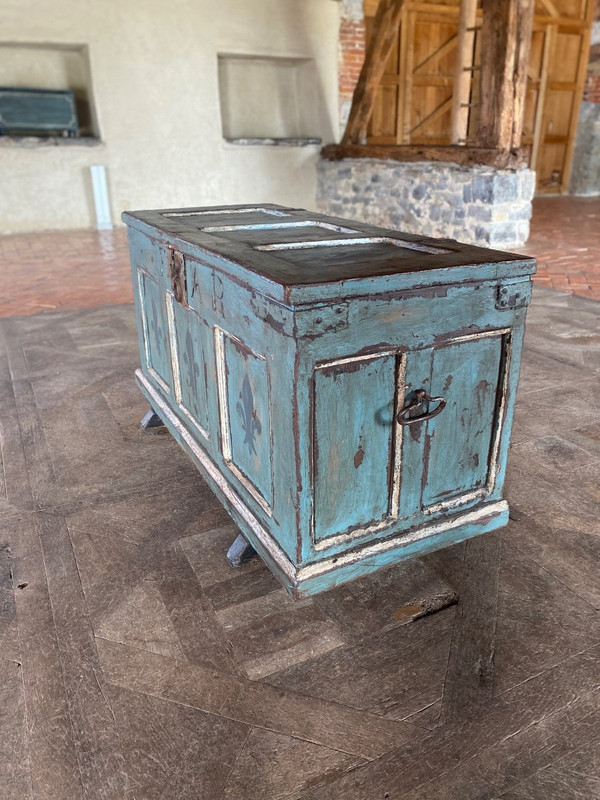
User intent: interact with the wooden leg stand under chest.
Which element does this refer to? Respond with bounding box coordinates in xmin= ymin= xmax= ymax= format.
xmin=123 ymin=204 xmax=535 ymax=598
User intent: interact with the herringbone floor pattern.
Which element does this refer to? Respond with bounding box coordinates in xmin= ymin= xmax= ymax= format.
xmin=0 ymin=287 xmax=599 ymax=799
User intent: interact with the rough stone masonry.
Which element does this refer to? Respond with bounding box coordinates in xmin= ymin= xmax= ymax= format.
xmin=317 ymin=158 xmax=536 ymax=249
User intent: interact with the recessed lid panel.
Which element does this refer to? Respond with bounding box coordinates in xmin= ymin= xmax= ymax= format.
xmin=162 ymin=206 xmax=293 ymax=228
xmin=200 ymin=219 xmax=361 ymax=246
xmin=254 ymin=236 xmax=449 ymax=267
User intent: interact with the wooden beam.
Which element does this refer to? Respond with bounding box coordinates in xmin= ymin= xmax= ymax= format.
xmin=538 ymin=0 xmax=560 ymax=17
xmin=450 ymin=0 xmax=478 ymax=144
xmin=342 ymin=0 xmax=407 ymax=145
xmin=530 ymin=23 xmax=554 ymax=172
xmin=478 ymin=0 xmax=535 ymax=150
xmin=511 ymin=0 xmax=536 ymax=149
xmin=410 ymin=97 xmax=453 ymax=136
xmin=321 ymin=143 xmax=531 ymax=169
xmin=414 ymin=33 xmax=457 ymax=75
xmin=562 ymin=0 xmax=596 ymax=193
xmin=401 ymin=9 xmax=416 ymax=143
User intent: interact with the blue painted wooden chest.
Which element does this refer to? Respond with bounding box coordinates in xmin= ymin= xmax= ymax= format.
xmin=123 ymin=204 xmax=535 ymax=598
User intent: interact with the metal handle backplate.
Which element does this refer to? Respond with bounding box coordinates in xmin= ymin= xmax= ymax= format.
xmin=397 ymin=389 xmax=446 ymax=426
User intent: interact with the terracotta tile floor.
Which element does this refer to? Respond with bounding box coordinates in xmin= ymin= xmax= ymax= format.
xmin=0 ymin=195 xmax=598 ymax=319
xmin=521 ymin=196 xmax=600 ymax=300
xmin=0 ymin=228 xmax=132 ymax=318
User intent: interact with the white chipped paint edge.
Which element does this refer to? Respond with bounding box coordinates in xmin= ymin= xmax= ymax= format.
xmin=311 ymin=351 xmax=406 ymax=552
xmin=166 ymin=294 xmax=182 ymax=403
xmin=136 ymin=268 xmax=171 ymax=395
xmin=137 ymin=269 xmax=151 ymax=370
xmin=255 ymin=236 xmax=449 ymax=255
xmin=138 ymin=369 xmax=290 ymax=576
xmin=421 ymin=327 xmax=512 ymax=515
xmin=138 ymin=370 xmax=507 ymax=590
xmin=166 ymin=293 xmax=210 ymax=441
xmin=392 ymin=353 xmax=407 ymax=515
xmin=488 ymin=331 xmax=513 ymax=493
xmin=201 ymin=220 xmax=358 ymax=234
xmin=299 ymin=500 xmax=509 ymax=581
xmin=213 ymin=327 xmax=273 ymax=516
xmin=315 ymin=349 xmax=397 ymax=369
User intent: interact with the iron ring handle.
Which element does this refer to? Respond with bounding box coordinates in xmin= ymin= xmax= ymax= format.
xmin=397 ymin=389 xmax=446 ymax=426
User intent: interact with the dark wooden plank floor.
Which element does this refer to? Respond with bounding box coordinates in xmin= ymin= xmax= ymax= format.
xmin=0 ymin=287 xmax=599 ymax=800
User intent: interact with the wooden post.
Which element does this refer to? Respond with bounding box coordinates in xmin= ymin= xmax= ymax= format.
xmin=511 ymin=0 xmax=535 ymax=149
xmin=478 ymin=0 xmax=535 ymax=151
xmin=342 ymin=0 xmax=406 ymax=145
xmin=450 ymin=0 xmax=478 ymax=145
xmin=530 ymin=24 xmax=554 ymax=172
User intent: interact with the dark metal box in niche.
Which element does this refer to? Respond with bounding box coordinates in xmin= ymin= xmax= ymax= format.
xmin=0 ymin=88 xmax=78 ymax=137
xmin=122 ymin=204 xmax=535 ymax=597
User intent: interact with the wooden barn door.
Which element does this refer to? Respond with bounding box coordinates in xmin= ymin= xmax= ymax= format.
xmin=362 ymin=0 xmax=594 ymax=193
xmin=526 ymin=0 xmax=594 ymax=193
xmin=365 ymin=0 xmax=461 ymax=145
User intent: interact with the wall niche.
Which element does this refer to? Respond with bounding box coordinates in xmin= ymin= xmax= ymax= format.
xmin=218 ymin=54 xmax=324 ymax=143
xmin=0 ymin=42 xmax=99 ymax=139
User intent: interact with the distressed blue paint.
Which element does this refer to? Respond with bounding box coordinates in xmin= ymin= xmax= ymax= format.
xmin=313 ymin=353 xmax=396 ymax=541
xmin=223 ymin=334 xmax=273 ymax=507
xmin=185 ymin=257 xmax=213 ymax=315
xmin=172 ymin=301 xmax=211 ymax=434
xmin=124 ymin=203 xmax=535 ymax=598
xmin=396 ymin=347 xmax=435 ymax=524
xmin=422 ymin=334 xmax=504 ymax=507
xmin=139 ymin=271 xmax=172 ymax=390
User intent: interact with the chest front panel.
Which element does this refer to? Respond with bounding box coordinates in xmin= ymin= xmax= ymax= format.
xmin=300 ymin=281 xmax=521 ymax=562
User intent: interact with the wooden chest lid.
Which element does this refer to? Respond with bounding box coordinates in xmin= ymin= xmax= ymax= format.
xmin=122 ymin=204 xmax=536 ymax=305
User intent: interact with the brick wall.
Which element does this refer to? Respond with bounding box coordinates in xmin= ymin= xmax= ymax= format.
xmin=338 ymin=1 xmax=366 ymax=135
xmin=584 ymin=72 xmax=600 ymax=103
xmin=339 ymin=19 xmax=366 ymax=103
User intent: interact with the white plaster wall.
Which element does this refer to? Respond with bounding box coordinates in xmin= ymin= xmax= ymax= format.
xmin=0 ymin=0 xmax=340 ymax=233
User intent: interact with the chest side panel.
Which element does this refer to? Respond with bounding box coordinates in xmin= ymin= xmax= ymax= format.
xmin=170 ymin=300 xmax=212 ymax=437
xmin=138 ymin=270 xmax=173 ymax=393
xmin=215 ymin=330 xmax=274 ymax=511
